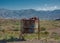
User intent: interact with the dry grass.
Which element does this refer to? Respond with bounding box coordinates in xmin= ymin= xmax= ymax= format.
xmin=0 ymin=19 xmax=60 ymax=40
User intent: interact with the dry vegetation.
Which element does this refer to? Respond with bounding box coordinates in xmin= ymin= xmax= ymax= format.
xmin=0 ymin=19 xmax=60 ymax=41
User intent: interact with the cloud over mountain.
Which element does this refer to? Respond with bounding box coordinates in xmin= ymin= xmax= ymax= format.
xmin=35 ymin=6 xmax=60 ymax=11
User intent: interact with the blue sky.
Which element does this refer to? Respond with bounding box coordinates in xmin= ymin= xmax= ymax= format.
xmin=0 ymin=0 xmax=60 ymax=10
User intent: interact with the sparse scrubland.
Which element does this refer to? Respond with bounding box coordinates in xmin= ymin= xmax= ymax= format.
xmin=0 ymin=19 xmax=60 ymax=41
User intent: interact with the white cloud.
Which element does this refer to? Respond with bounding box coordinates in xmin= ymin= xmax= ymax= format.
xmin=35 ymin=6 xmax=59 ymax=11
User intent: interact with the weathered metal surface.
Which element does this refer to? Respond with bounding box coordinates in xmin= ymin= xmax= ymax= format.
xmin=21 ymin=17 xmax=39 ymax=33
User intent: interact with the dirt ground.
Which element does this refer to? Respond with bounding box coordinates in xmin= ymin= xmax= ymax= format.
xmin=7 ymin=39 xmax=60 ymax=43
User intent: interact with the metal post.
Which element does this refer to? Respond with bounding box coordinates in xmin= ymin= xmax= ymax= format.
xmin=38 ymin=17 xmax=40 ymax=40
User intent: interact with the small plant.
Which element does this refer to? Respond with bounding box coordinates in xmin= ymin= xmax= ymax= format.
xmin=44 ymin=31 xmax=49 ymax=35
xmin=43 ymin=31 xmax=49 ymax=43
xmin=40 ymin=27 xmax=46 ymax=31
xmin=13 ymin=28 xmax=19 ymax=31
xmin=51 ymin=32 xmax=60 ymax=40
xmin=16 ymin=22 xmax=20 ymax=25
xmin=51 ymin=32 xmax=57 ymax=36
xmin=2 ymin=29 xmax=5 ymax=32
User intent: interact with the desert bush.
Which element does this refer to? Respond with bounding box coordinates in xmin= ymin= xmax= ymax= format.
xmin=44 ymin=31 xmax=49 ymax=35
xmin=51 ymin=32 xmax=60 ymax=40
xmin=13 ymin=28 xmax=19 ymax=31
xmin=40 ymin=27 xmax=46 ymax=31
xmin=16 ymin=22 xmax=20 ymax=25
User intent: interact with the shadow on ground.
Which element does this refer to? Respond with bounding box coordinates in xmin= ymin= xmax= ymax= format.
xmin=0 ymin=37 xmax=26 ymax=43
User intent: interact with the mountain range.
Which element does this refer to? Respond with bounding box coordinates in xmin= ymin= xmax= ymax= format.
xmin=0 ymin=8 xmax=60 ymax=20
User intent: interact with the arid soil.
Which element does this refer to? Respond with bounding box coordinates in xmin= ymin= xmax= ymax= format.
xmin=7 ymin=39 xmax=60 ymax=43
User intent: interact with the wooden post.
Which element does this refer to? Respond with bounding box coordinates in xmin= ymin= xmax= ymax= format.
xmin=38 ymin=17 xmax=40 ymax=40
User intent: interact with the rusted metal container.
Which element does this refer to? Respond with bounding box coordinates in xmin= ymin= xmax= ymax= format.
xmin=21 ymin=17 xmax=39 ymax=33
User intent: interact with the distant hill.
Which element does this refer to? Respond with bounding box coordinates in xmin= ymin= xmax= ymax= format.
xmin=55 ymin=19 xmax=60 ymax=20
xmin=0 ymin=8 xmax=60 ymax=20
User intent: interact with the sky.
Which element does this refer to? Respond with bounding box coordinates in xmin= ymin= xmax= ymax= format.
xmin=0 ymin=0 xmax=60 ymax=10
